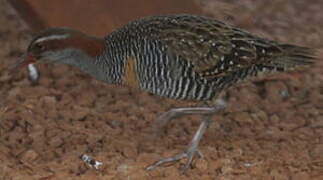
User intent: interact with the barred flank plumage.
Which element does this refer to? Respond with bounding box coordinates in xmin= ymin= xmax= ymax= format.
xmin=100 ymin=15 xmax=316 ymax=101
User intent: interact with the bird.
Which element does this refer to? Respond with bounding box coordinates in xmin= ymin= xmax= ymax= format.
xmin=12 ymin=14 xmax=316 ymax=171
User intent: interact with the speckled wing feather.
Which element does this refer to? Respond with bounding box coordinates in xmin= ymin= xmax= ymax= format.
xmin=138 ymin=15 xmax=316 ymax=78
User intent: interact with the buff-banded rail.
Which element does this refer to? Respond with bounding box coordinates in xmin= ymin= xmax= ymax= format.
xmin=12 ymin=15 xmax=317 ymax=171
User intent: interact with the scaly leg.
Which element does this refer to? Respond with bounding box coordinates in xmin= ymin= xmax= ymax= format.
xmin=147 ymin=99 xmax=226 ymax=171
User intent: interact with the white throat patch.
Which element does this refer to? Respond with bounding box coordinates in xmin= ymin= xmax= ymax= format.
xmin=34 ymin=34 xmax=70 ymax=44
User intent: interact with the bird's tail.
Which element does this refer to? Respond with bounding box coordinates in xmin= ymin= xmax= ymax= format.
xmin=265 ymin=44 xmax=317 ymax=72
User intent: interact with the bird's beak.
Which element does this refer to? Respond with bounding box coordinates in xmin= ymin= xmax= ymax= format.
xmin=9 ymin=53 xmax=36 ymax=72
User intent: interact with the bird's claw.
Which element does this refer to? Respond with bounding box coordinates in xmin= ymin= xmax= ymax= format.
xmin=146 ymin=149 xmax=203 ymax=172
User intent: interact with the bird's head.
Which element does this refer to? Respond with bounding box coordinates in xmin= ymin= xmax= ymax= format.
xmin=12 ymin=27 xmax=105 ymax=70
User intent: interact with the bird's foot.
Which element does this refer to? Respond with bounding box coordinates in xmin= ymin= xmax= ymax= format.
xmin=147 ymin=116 xmax=210 ymax=171
xmin=148 ymin=99 xmax=225 ymax=171
xmin=146 ymin=148 xmax=203 ymax=172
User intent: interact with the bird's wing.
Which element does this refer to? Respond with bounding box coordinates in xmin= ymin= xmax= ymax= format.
xmin=144 ymin=15 xmax=315 ymax=79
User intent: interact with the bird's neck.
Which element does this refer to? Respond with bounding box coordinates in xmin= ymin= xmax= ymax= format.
xmin=57 ymin=34 xmax=109 ymax=82
xmin=61 ymin=48 xmax=104 ymax=81
xmin=56 ymin=34 xmax=125 ymax=84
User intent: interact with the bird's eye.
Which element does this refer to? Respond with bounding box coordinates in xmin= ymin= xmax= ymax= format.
xmin=35 ymin=43 xmax=45 ymax=51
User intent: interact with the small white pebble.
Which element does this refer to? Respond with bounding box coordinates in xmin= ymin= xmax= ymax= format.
xmin=262 ymin=49 xmax=266 ymax=54
xmin=215 ymin=98 xmax=226 ymax=108
xmin=229 ymin=61 xmax=233 ymax=65
xmin=81 ymin=154 xmax=103 ymax=170
xmin=244 ymin=163 xmax=253 ymax=167
xmin=244 ymin=161 xmax=262 ymax=167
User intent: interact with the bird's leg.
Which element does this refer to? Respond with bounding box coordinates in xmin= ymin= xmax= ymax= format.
xmin=155 ymin=98 xmax=226 ymax=131
xmin=147 ymin=115 xmax=213 ymax=171
xmin=147 ymin=99 xmax=226 ymax=171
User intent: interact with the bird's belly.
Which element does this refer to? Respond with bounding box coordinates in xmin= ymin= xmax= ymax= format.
xmin=135 ymin=53 xmax=216 ymax=101
xmin=138 ymin=70 xmax=215 ymax=101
